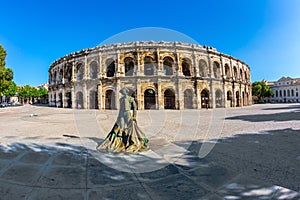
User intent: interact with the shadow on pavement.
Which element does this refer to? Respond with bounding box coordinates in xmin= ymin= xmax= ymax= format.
xmin=226 ymin=110 xmax=300 ymax=122
xmin=262 ymin=104 xmax=300 ymax=111
xmin=0 ymin=128 xmax=299 ymax=199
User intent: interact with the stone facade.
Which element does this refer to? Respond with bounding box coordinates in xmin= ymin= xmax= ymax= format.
xmin=268 ymin=77 xmax=300 ymax=103
xmin=48 ymin=41 xmax=252 ymax=109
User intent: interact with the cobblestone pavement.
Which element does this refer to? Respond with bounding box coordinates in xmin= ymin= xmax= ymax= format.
xmin=0 ymin=104 xmax=299 ymax=199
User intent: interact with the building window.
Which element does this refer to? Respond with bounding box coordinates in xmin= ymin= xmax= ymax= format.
xmin=284 ymin=90 xmax=286 ymax=97
xmin=292 ymin=89 xmax=294 ymax=96
xmin=287 ymin=90 xmax=290 ymax=97
xmin=279 ymin=90 xmax=282 ymax=97
xmin=275 ymin=90 xmax=278 ymax=97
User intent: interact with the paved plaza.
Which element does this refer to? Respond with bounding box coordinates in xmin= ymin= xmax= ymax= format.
xmin=0 ymin=104 xmax=299 ymax=199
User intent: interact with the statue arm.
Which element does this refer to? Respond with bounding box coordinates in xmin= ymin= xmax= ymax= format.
xmin=130 ymin=97 xmax=137 ymax=121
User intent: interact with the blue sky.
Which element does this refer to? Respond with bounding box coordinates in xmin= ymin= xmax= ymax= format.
xmin=0 ymin=0 xmax=299 ymax=86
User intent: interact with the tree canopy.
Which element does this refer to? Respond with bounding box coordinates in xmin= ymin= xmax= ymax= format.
xmin=0 ymin=45 xmax=15 ymax=96
xmin=252 ymin=81 xmax=274 ymax=102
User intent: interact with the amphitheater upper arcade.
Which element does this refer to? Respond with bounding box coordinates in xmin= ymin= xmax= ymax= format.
xmin=48 ymin=41 xmax=252 ymax=110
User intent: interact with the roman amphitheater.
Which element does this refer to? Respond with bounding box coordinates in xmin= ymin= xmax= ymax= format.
xmin=48 ymin=41 xmax=251 ymax=110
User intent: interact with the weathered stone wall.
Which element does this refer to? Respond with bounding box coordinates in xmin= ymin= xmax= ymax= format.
xmin=48 ymin=41 xmax=252 ymax=109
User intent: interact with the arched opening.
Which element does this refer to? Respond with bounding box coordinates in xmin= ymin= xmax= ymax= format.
xmin=105 ymin=90 xmax=115 ymax=109
xmin=89 ymin=91 xmax=98 ymax=109
xmin=240 ymin=69 xmax=244 ymax=81
xmin=233 ymin=67 xmax=238 ymax=79
xmin=58 ymin=93 xmax=63 ymax=107
xmin=182 ymin=58 xmax=191 ymax=76
xmin=275 ymin=90 xmax=278 ymax=97
xmin=227 ymin=91 xmax=233 ymax=107
xmin=215 ymin=89 xmax=222 ymax=108
xmin=287 ymin=90 xmax=290 ymax=97
xmin=90 ymin=61 xmax=98 ymax=79
xmin=144 ymin=56 xmax=155 ymax=76
xmin=213 ymin=61 xmax=221 ymax=78
xmin=225 ymin=64 xmax=230 ymax=78
xmin=164 ymin=89 xmax=175 ymax=109
xmin=163 ymin=57 xmax=173 ymax=75
xmin=106 ymin=59 xmax=115 ymax=77
xmin=76 ymin=63 xmax=84 ymax=81
xmin=58 ymin=69 xmax=63 ymax=83
xmin=65 ymin=64 xmax=72 ymax=82
xmin=284 ymin=90 xmax=286 ymax=97
xmin=65 ymin=92 xmax=72 ymax=108
xmin=201 ymin=89 xmax=209 ymax=109
xmin=124 ymin=57 xmax=134 ymax=76
xmin=53 ymin=71 xmax=57 ymax=83
xmin=236 ymin=91 xmax=240 ymax=107
xmin=291 ymin=89 xmax=294 ymax=96
xmin=242 ymin=92 xmax=245 ymax=106
xmin=199 ymin=59 xmax=207 ymax=77
xmin=184 ymin=89 xmax=193 ymax=109
xmin=76 ymin=92 xmax=83 ymax=109
xmin=144 ymin=89 xmax=156 ymax=109
xmin=244 ymin=71 xmax=248 ymax=81
xmin=280 ymin=90 xmax=282 ymax=97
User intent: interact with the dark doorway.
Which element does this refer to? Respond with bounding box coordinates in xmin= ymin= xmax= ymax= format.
xmin=144 ymin=89 xmax=156 ymax=109
xmin=164 ymin=89 xmax=175 ymax=109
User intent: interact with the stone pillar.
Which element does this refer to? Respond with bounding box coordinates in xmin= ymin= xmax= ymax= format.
xmin=84 ymin=54 xmax=88 ymax=80
xmin=136 ymin=50 xmax=141 ymax=76
xmin=72 ymin=61 xmax=76 ymax=81
xmin=157 ymin=79 xmax=163 ymax=109
xmin=62 ymin=89 xmax=65 ymax=108
xmin=157 ymin=49 xmax=163 ymax=76
xmin=115 ymin=80 xmax=120 ymax=109
xmin=98 ymin=52 xmax=102 ymax=78
xmin=71 ymin=87 xmax=75 ymax=109
xmin=136 ymin=80 xmax=143 ymax=110
xmin=116 ymin=51 xmax=120 ymax=77
xmin=97 ymin=83 xmax=102 ymax=110
xmin=177 ymin=79 xmax=183 ymax=110
xmin=176 ymin=52 xmax=182 ymax=76
xmin=83 ymin=84 xmax=88 ymax=109
xmin=196 ymin=82 xmax=201 ymax=109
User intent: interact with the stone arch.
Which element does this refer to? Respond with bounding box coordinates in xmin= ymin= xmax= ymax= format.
xmin=163 ymin=57 xmax=174 ymax=75
xmin=244 ymin=71 xmax=248 ymax=81
xmin=213 ymin=61 xmax=221 ymax=78
xmin=236 ymin=91 xmax=240 ymax=107
xmin=144 ymin=88 xmax=156 ymax=109
xmin=224 ymin=63 xmax=231 ymax=78
xmin=89 ymin=61 xmax=98 ymax=79
xmin=199 ymin=59 xmax=207 ymax=77
xmin=144 ymin=56 xmax=155 ymax=76
xmin=106 ymin=59 xmax=115 ymax=77
xmin=184 ymin=89 xmax=193 ymax=109
xmin=58 ymin=68 xmax=63 ymax=83
xmin=124 ymin=57 xmax=134 ymax=76
xmin=53 ymin=71 xmax=57 ymax=83
xmin=182 ymin=58 xmax=191 ymax=76
xmin=233 ymin=66 xmax=238 ymax=79
xmin=105 ymin=89 xmax=115 ymax=109
xmin=164 ymin=88 xmax=176 ymax=109
xmin=76 ymin=63 xmax=84 ymax=81
xmin=201 ymin=89 xmax=209 ymax=109
xmin=76 ymin=92 xmax=84 ymax=109
xmin=227 ymin=90 xmax=233 ymax=107
xmin=215 ymin=89 xmax=222 ymax=108
xmin=89 ymin=90 xmax=98 ymax=109
xmin=64 ymin=64 xmax=72 ymax=82
xmin=240 ymin=69 xmax=244 ymax=80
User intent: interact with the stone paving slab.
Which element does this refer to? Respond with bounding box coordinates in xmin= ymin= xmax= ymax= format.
xmin=0 ymin=104 xmax=299 ymax=199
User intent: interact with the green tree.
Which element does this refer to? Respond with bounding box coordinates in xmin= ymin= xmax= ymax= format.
xmin=252 ymin=81 xmax=274 ymax=103
xmin=3 ymin=81 xmax=17 ymax=97
xmin=0 ymin=45 xmax=15 ymax=98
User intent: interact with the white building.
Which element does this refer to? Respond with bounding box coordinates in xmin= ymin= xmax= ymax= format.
xmin=269 ymin=77 xmax=300 ymax=103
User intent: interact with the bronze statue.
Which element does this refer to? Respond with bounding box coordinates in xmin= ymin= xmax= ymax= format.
xmin=97 ymin=88 xmax=149 ymax=152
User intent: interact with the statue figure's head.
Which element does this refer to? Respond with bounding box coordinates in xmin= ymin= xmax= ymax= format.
xmin=119 ymin=88 xmax=129 ymax=96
